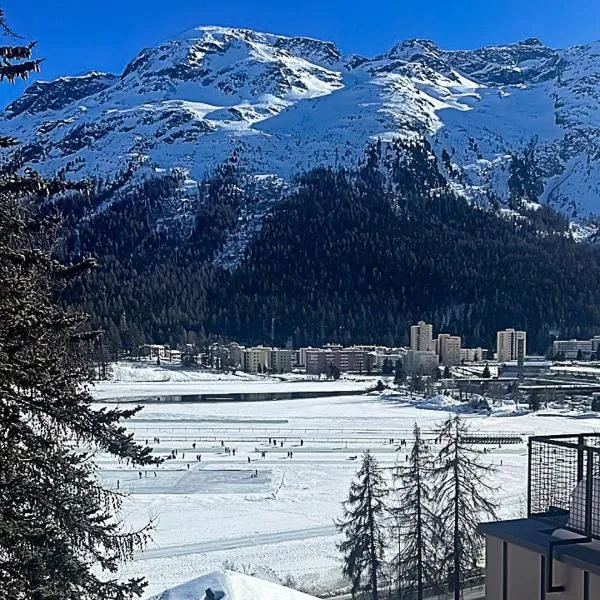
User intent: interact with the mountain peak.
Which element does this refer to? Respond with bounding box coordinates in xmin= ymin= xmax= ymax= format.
xmin=516 ymin=37 xmax=546 ymax=47
xmin=174 ymin=25 xmax=343 ymax=66
xmin=386 ymin=38 xmax=441 ymax=61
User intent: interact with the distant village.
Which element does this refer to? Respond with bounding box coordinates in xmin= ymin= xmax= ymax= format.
xmin=136 ymin=322 xmax=600 ymax=377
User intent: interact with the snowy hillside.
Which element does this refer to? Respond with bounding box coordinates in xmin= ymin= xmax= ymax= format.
xmin=150 ymin=570 xmax=318 ymax=600
xmin=3 ymin=26 xmax=600 ymax=215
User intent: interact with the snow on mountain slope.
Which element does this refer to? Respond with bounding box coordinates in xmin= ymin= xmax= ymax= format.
xmin=2 ymin=26 xmax=600 ymax=218
xmin=149 ymin=570 xmax=318 ymax=600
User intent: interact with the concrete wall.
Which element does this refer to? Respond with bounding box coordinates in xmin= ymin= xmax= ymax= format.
xmin=485 ymin=534 xmax=600 ymax=600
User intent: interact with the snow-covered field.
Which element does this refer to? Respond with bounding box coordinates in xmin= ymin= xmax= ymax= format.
xmin=98 ymin=389 xmax=600 ymax=598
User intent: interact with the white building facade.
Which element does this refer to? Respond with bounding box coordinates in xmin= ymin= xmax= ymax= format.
xmin=406 ymin=350 xmax=439 ymax=375
xmin=497 ymin=329 xmax=527 ymax=363
xmin=436 ymin=334 xmax=462 ymax=366
xmin=410 ymin=321 xmax=434 ymax=352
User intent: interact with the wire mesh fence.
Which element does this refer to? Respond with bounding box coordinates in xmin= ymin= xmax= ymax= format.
xmin=528 ymin=433 xmax=600 ymax=538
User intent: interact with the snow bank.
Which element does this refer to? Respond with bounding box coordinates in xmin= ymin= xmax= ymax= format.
xmin=414 ymin=394 xmax=468 ymax=412
xmin=490 ymin=399 xmax=527 ymax=417
xmin=109 ymin=362 xmax=266 ymax=383
xmin=150 ymin=570 xmax=318 ymax=600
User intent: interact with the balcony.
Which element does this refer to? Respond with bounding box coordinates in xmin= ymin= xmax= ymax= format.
xmin=480 ymin=433 xmax=600 ymax=600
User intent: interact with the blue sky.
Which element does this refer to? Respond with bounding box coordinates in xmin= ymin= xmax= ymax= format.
xmin=1 ymin=0 xmax=599 ymax=106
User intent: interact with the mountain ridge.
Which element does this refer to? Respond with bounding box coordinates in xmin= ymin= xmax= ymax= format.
xmin=3 ymin=25 xmax=600 ymax=224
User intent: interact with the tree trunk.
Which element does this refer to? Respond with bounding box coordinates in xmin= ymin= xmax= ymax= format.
xmin=453 ymin=432 xmax=460 ymax=600
xmin=367 ymin=477 xmax=379 ymax=600
xmin=416 ymin=456 xmax=423 ymax=600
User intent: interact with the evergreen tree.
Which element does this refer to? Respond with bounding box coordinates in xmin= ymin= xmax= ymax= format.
xmin=394 ymin=360 xmax=405 ymax=384
xmin=443 ymin=365 xmax=451 ymax=379
xmin=482 ymin=363 xmax=491 ymax=378
xmin=411 ymin=374 xmax=425 ymax=393
xmin=328 ymin=363 xmax=341 ymax=380
xmin=381 ymin=358 xmax=393 ymax=376
xmin=58 ymin=138 xmax=600 ymax=353
xmin=0 ymin=14 xmax=157 ymax=599
xmin=389 ymin=424 xmax=438 ymax=600
xmin=336 ymin=452 xmax=388 ymax=600
xmin=528 ymin=390 xmax=541 ymax=412
xmin=431 ymin=416 xmax=498 ymax=600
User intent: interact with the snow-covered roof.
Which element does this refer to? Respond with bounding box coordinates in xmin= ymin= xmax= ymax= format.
xmin=150 ymin=570 xmax=319 ymax=600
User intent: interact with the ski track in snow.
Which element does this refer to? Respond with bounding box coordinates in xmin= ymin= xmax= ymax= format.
xmin=136 ymin=525 xmax=336 ymax=560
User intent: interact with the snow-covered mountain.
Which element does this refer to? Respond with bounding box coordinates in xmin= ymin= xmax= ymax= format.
xmin=3 ymin=26 xmax=600 ymax=215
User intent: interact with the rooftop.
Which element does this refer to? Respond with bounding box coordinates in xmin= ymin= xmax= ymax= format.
xmin=480 ymin=518 xmax=600 ymax=576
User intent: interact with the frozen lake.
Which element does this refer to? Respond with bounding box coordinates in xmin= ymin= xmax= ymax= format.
xmin=97 ymin=391 xmax=600 ymax=597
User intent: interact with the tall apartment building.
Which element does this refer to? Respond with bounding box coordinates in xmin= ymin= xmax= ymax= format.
xmin=410 ymin=321 xmax=434 ymax=352
xmin=269 ymin=348 xmax=292 ymax=373
xmin=497 ymin=329 xmax=527 ymax=363
xmin=435 ymin=333 xmax=462 ymax=366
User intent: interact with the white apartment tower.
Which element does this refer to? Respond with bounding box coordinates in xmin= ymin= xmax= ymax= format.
xmin=410 ymin=321 xmax=434 ymax=352
xmin=436 ymin=333 xmax=462 ymax=366
xmin=496 ymin=329 xmax=527 ymax=362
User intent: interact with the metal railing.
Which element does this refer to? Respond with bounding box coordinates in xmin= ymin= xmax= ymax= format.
xmin=528 ymin=433 xmax=600 ymax=538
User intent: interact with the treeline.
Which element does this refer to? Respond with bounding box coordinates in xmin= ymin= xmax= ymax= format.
xmin=62 ymin=140 xmax=600 ymax=354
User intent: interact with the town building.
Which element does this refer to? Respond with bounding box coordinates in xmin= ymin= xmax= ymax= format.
xmin=140 ymin=344 xmax=169 ymax=359
xmin=242 ymin=346 xmax=270 ymax=374
xmin=350 ymin=345 xmax=390 ymax=353
xmin=460 ymin=347 xmax=485 ymax=363
xmin=241 ymin=346 xmax=292 ymax=374
xmin=228 ymin=342 xmax=244 ymax=368
xmin=406 ymin=349 xmax=439 ymax=375
xmin=499 ymin=356 xmax=552 ymax=378
xmin=269 ymin=348 xmax=292 ymax=373
xmin=410 ymin=321 xmax=434 ymax=352
xmin=294 ymin=347 xmax=316 ymax=368
xmin=552 ymin=338 xmax=600 ymax=360
xmin=481 ymin=433 xmax=600 ymax=600
xmin=435 ymin=333 xmax=462 ymax=366
xmin=497 ymin=329 xmax=527 ymax=363
xmin=209 ymin=341 xmax=245 ymax=369
xmin=305 ymin=347 xmax=374 ymax=375
xmin=370 ymin=349 xmax=407 ymax=372
xmin=168 ymin=349 xmax=182 ymax=362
